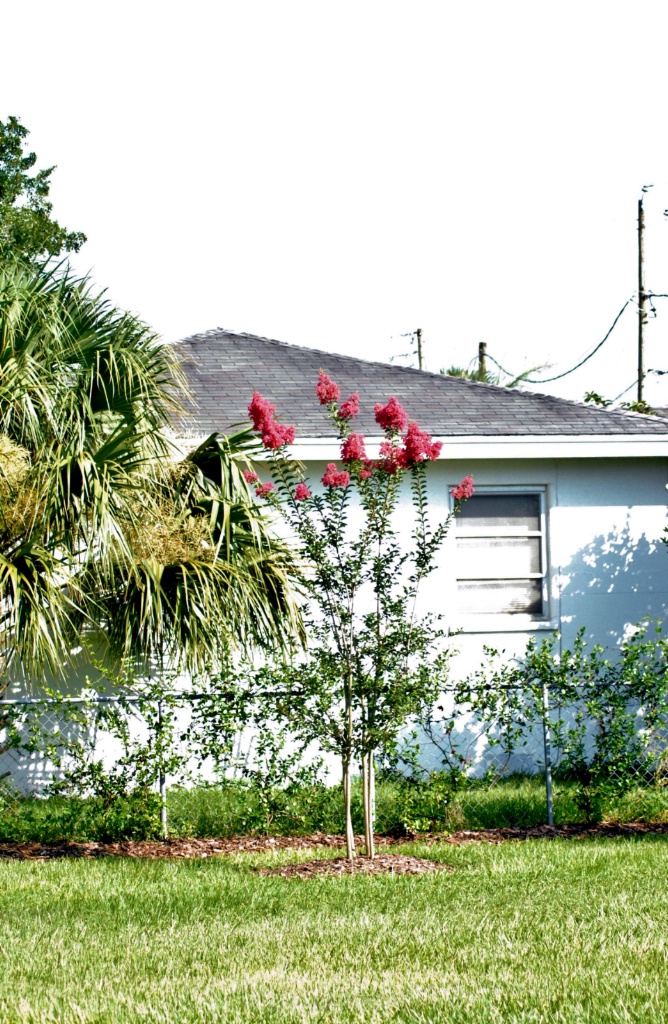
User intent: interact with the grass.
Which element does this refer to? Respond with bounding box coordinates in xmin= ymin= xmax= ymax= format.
xmin=4 ymin=774 xmax=668 ymax=843
xmin=2 ymin=837 xmax=668 ymax=1022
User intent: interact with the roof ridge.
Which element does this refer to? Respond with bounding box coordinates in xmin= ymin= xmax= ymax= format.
xmin=174 ymin=328 xmax=660 ymax=424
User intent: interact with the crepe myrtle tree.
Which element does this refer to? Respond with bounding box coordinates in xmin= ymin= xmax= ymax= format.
xmin=244 ymin=373 xmax=474 ymax=859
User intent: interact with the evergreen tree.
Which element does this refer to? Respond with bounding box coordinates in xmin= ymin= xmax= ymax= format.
xmin=0 ymin=116 xmax=86 ymax=261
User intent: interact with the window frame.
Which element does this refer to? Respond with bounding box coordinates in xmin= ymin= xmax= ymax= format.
xmin=448 ymin=484 xmax=554 ymax=632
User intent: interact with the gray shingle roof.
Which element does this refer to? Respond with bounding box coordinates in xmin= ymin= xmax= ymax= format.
xmin=174 ymin=329 xmax=668 ymax=438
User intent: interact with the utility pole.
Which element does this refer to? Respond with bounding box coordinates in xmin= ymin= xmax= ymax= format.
xmin=638 ymin=195 xmax=648 ymax=404
xmin=478 ymin=341 xmax=487 ymax=382
xmin=416 ymin=328 xmax=423 ymax=370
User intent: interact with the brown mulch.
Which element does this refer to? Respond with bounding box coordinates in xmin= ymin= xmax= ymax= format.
xmin=417 ymin=821 xmax=668 ymax=845
xmin=259 ymin=853 xmax=453 ymax=879
xmin=0 ymin=833 xmax=357 ymax=861
xmin=1 ymin=821 xmax=667 ymax=861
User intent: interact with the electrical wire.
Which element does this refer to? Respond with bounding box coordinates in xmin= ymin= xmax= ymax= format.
xmin=611 ymin=379 xmax=638 ymax=402
xmin=486 ymin=299 xmax=632 ymax=384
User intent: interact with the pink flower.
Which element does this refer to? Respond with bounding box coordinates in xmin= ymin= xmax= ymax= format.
xmin=255 ymin=481 xmax=275 ymax=497
xmin=248 ymin=390 xmax=295 ymax=450
xmin=339 ymin=392 xmax=360 ymax=420
xmin=261 ymin=421 xmax=296 ymax=450
xmin=322 ymin=462 xmax=350 ymax=488
xmin=248 ymin=391 xmax=276 ymax=432
xmin=243 ymin=468 xmax=259 ymax=484
xmin=377 ymin=439 xmax=408 ymax=475
xmin=451 ymin=475 xmax=475 ymax=502
xmin=316 ymin=371 xmax=340 ymax=405
xmin=359 ymin=460 xmax=375 ymax=480
xmin=374 ymin=396 xmax=408 ymax=433
xmin=402 ymin=422 xmax=443 ymax=465
xmin=341 ymin=433 xmax=367 ymax=463
xmin=294 ymin=482 xmax=311 ymax=501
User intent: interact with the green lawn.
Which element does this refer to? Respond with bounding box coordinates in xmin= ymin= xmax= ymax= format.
xmin=1 ymin=838 xmax=668 ymax=1023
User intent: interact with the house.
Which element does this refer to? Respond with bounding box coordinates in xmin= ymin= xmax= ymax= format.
xmin=176 ymin=328 xmax=668 ymax=679
xmin=5 ymin=327 xmax=668 ymax=793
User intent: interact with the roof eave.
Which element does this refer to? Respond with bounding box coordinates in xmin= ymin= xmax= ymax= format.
xmin=288 ymin=434 xmax=668 ymax=461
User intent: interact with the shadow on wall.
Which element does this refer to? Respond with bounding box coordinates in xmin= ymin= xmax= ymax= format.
xmin=411 ymin=522 xmax=668 ymax=777
xmin=558 ymin=520 xmax=668 ymax=648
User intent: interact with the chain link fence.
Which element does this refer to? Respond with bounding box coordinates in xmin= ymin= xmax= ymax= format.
xmin=391 ymin=682 xmax=668 ymax=833
xmin=2 ymin=677 xmax=668 ymax=841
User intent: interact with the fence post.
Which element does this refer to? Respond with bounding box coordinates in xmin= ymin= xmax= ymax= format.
xmin=542 ymin=684 xmax=554 ymax=826
xmin=157 ymin=698 xmax=168 ymax=839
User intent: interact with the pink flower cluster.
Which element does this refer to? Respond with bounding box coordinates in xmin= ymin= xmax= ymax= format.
xmin=339 ymin=392 xmax=359 ymax=420
xmin=336 ymin=400 xmax=441 ymax=477
xmin=315 ymin=373 xmax=359 ymax=423
xmin=373 ymin=398 xmax=442 ymax=473
xmin=341 ymin=433 xmax=367 ymax=463
xmin=376 ymin=431 xmax=441 ymax=474
xmin=248 ymin=391 xmax=295 ymax=450
xmin=403 ymin=421 xmax=442 ymax=464
xmin=322 ymin=463 xmax=350 ymax=489
xmin=374 ymin=396 xmax=408 ymax=433
xmin=316 ymin=371 xmax=340 ymax=405
xmin=451 ymin=475 xmax=475 ymax=501
xmin=247 ymin=379 xmax=448 ymax=497
xmin=377 ymin=440 xmax=406 ymax=475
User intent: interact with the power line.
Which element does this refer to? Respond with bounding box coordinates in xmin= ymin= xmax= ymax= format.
xmin=485 ymin=299 xmax=632 ymax=384
xmin=612 ymin=379 xmax=638 ymax=402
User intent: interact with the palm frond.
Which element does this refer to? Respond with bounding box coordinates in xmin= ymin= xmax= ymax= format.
xmin=0 ymin=258 xmax=303 ymax=680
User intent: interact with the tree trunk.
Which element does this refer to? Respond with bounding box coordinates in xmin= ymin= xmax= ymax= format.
xmin=343 ymin=673 xmax=355 ymax=860
xmin=369 ymin=752 xmax=375 ymax=857
xmin=343 ymin=755 xmax=356 ymax=860
xmin=362 ymin=752 xmax=375 ymax=858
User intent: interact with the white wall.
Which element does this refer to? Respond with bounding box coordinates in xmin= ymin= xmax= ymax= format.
xmin=432 ymin=456 xmax=668 ymax=681
xmin=392 ymin=454 xmax=668 ymax=775
xmin=271 ymin=453 xmax=668 ymax=677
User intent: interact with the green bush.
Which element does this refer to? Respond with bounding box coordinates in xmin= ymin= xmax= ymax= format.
xmin=0 ymin=788 xmax=161 ymax=843
xmin=4 ymin=772 xmax=668 ymax=844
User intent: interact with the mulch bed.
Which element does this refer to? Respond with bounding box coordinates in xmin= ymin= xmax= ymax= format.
xmin=259 ymin=853 xmax=453 ymax=878
xmin=1 ymin=821 xmax=667 ymax=861
xmin=419 ymin=821 xmax=668 ymax=844
xmin=0 ymin=834 xmax=353 ymax=861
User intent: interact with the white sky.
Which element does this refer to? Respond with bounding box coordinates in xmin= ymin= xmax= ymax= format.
xmin=3 ymin=0 xmax=668 ymax=405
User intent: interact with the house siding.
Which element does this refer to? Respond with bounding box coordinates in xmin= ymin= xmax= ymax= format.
xmin=291 ymin=454 xmax=668 ymax=675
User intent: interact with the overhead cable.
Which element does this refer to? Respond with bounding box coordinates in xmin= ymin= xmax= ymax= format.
xmin=486 ymin=300 xmax=632 ymax=384
xmin=612 ymin=380 xmax=638 ymax=402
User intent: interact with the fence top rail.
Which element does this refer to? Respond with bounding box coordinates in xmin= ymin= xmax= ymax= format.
xmin=0 ymin=679 xmax=653 ymax=707
xmin=0 ymin=691 xmax=236 ymax=706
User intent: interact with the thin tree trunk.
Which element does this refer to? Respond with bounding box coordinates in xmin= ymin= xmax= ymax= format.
xmin=362 ymin=752 xmax=375 ymax=858
xmin=343 ymin=755 xmax=355 ymax=860
xmin=369 ymin=752 xmax=375 ymax=858
xmin=343 ymin=673 xmax=355 ymax=860
xmin=362 ymin=753 xmax=369 ymax=855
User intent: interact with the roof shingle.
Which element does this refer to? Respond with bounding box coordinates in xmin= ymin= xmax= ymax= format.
xmin=174 ymin=330 xmax=668 ymax=438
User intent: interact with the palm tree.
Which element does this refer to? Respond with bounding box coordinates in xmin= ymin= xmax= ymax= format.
xmin=441 ymin=364 xmax=544 ymax=387
xmin=0 ymin=260 xmax=301 ymax=686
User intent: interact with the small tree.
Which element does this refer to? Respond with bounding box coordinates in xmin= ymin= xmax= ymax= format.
xmin=0 ymin=116 xmax=86 ymax=261
xmin=245 ymin=375 xmax=473 ymax=858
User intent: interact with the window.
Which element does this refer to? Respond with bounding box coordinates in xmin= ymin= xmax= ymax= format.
xmin=454 ymin=490 xmax=547 ymax=618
